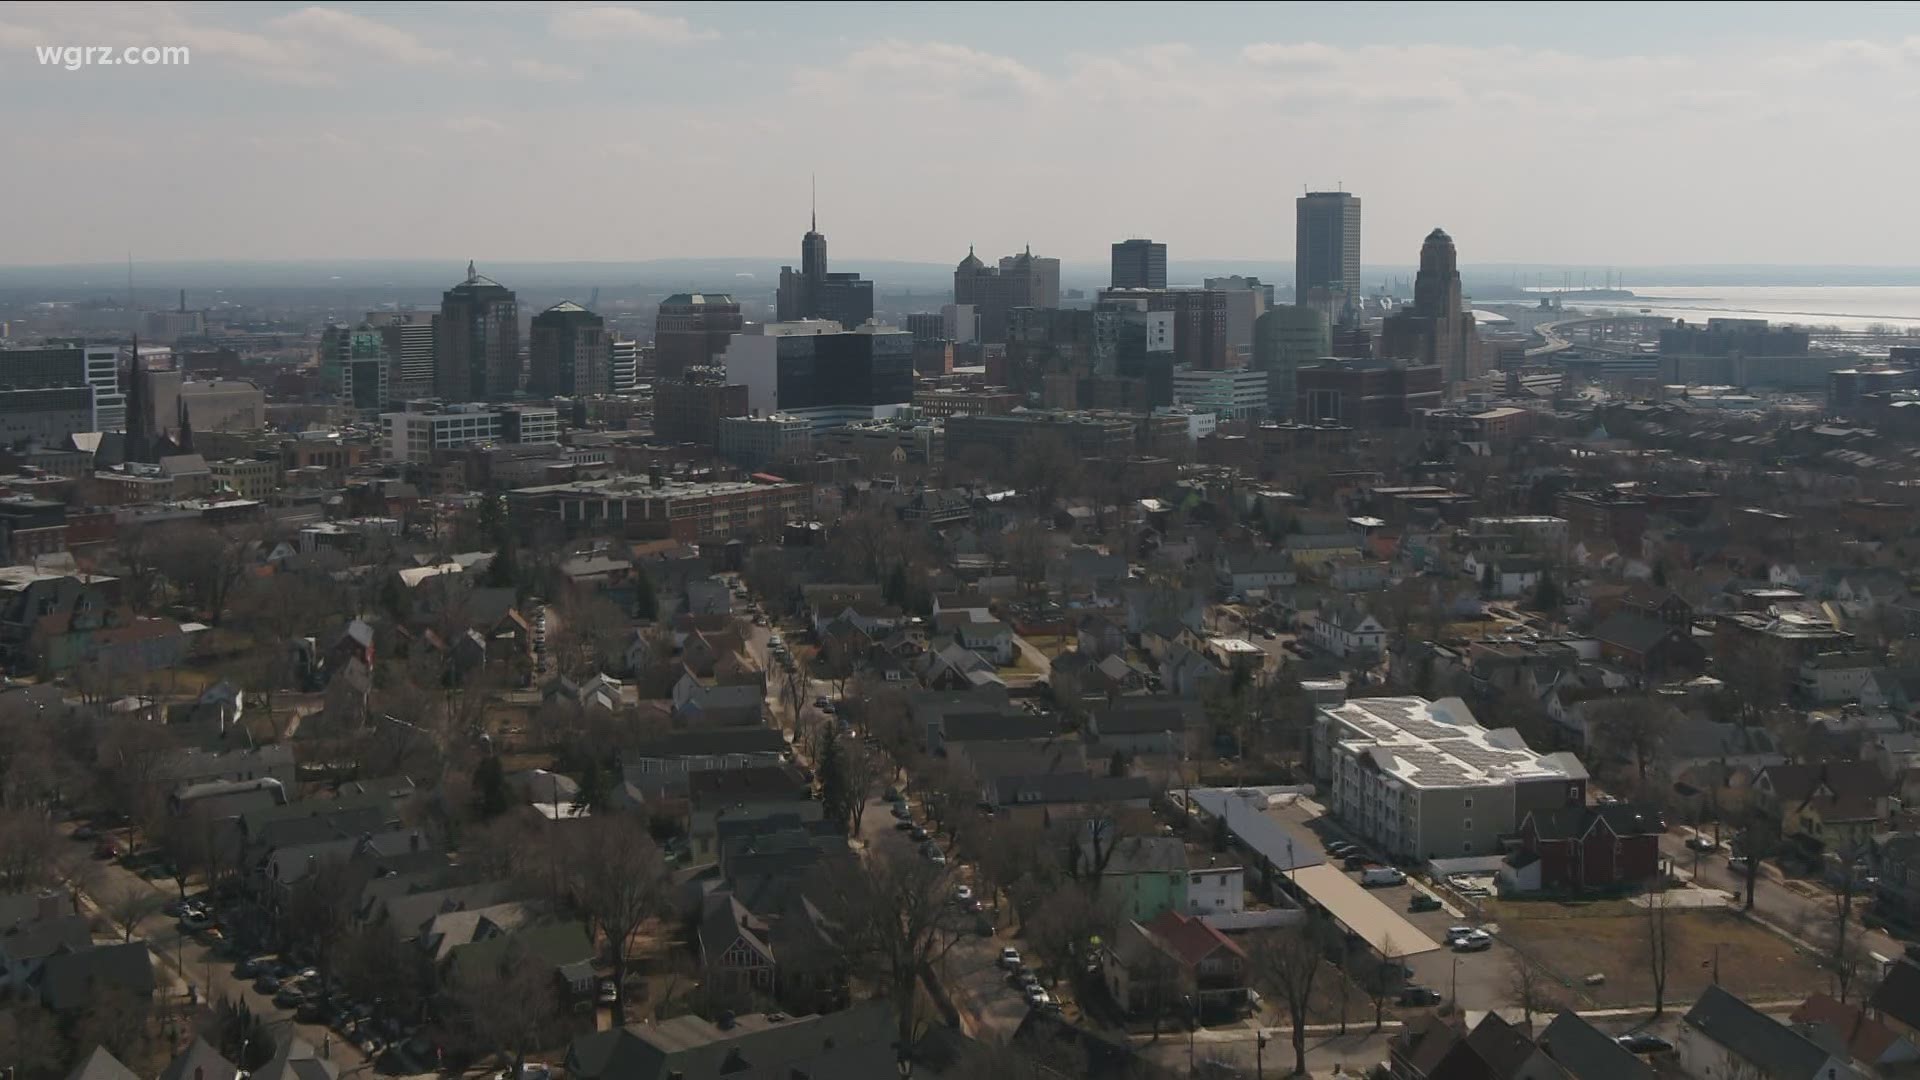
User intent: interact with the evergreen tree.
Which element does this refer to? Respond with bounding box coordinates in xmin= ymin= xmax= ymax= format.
xmin=484 ymin=542 xmax=518 ymax=590
xmin=1532 ymin=572 xmax=1563 ymax=612
xmin=574 ymin=759 xmax=608 ymax=813
xmin=634 ymin=568 xmax=658 ymax=620
xmin=475 ymin=755 xmax=510 ymax=819
xmin=884 ymin=562 xmax=909 ymax=608
xmin=1652 ymin=561 xmax=1668 ymax=588
xmin=816 ymin=729 xmax=852 ymax=832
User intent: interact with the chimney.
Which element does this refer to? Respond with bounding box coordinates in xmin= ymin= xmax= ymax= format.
xmin=35 ymin=890 xmax=62 ymax=922
xmin=409 ymin=831 xmax=421 ymax=852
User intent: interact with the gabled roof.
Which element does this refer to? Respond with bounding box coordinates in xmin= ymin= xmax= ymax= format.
xmin=1870 ymin=958 xmax=1920 ymax=1033
xmin=1590 ymin=611 xmax=1677 ymax=655
xmin=1790 ymin=992 xmax=1906 ymax=1064
xmin=1538 ymin=1011 xmax=1652 ymax=1080
xmin=1683 ymin=984 xmax=1831 ymax=1079
xmin=39 ymin=941 xmax=154 ymax=1011
xmin=160 ymin=1036 xmax=240 ymax=1080
xmin=65 ymin=1047 xmax=139 ymax=1080
xmin=1522 ymin=805 xmax=1662 ymax=842
xmin=1140 ymin=910 xmax=1245 ymax=967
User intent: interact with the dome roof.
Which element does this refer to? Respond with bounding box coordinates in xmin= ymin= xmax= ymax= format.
xmin=956 ymin=245 xmax=984 ymax=271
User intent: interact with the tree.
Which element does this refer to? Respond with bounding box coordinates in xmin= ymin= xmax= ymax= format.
xmin=573 ymin=758 xmax=608 ymax=814
xmin=1353 ymin=936 xmax=1403 ymax=1031
xmin=838 ymin=739 xmax=885 ymax=837
xmin=1645 ymin=888 xmax=1674 ymax=1017
xmin=1738 ymin=812 xmax=1781 ymax=912
xmin=208 ymin=996 xmax=275 ymax=1070
xmin=1251 ymin=917 xmax=1333 ymax=1077
xmin=1530 ymin=572 xmax=1563 ymax=613
xmin=474 ymin=754 xmax=510 ymax=819
xmin=104 ymin=883 xmax=160 ymax=943
xmin=816 ymin=728 xmax=854 ymax=832
xmin=1024 ymin=884 xmax=1115 ymax=990
xmin=449 ymin=937 xmax=566 ymax=1073
xmin=821 ymin=845 xmax=959 ymax=1052
xmin=559 ymin=814 xmax=669 ymax=1024
xmin=633 ymin=567 xmax=659 ymax=620
xmin=151 ymin=522 xmax=257 ymax=626
xmin=282 ymin=855 xmax=362 ymax=984
xmin=1588 ymin=698 xmax=1678 ymax=783
xmin=70 ymin=982 xmax=152 ymax=1068
xmin=1506 ymin=956 xmax=1558 ymax=1032
xmin=0 ymin=1005 xmax=69 ymax=1080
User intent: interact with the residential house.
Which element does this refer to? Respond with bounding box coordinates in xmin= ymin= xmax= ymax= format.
xmin=1789 ymin=993 xmax=1919 ymax=1070
xmin=0 ymin=891 xmax=88 ymax=994
xmin=1075 ymin=611 xmax=1129 ymax=659
xmin=1797 ymin=651 xmax=1880 ymax=706
xmin=1537 ymin=1011 xmax=1653 ymax=1080
xmin=684 ymin=578 xmax=732 ymax=616
xmin=1158 ymin=643 xmax=1224 ymax=698
xmin=66 ymin=1048 xmax=140 ymax=1080
xmin=1870 ymin=959 xmax=1920 ymax=1041
xmin=1327 ymin=559 xmax=1391 ymax=592
xmin=981 ymin=773 xmax=1152 ymax=818
xmin=1104 ymin=911 xmax=1250 ymax=1019
xmin=1084 ymin=836 xmax=1188 ymax=922
xmin=1086 ymin=699 xmax=1206 ymax=758
xmin=1214 ymin=547 xmax=1296 ymax=597
xmin=1048 ymin=549 xmax=1129 ymax=594
xmin=566 ymin=1002 xmax=898 ymax=1080
xmin=157 ymin=1038 xmax=239 ymax=1080
xmin=1465 ymin=551 xmax=1545 ymax=599
xmin=38 ymin=940 xmax=154 ymax=1012
xmin=1505 ymin=805 xmax=1661 ymax=894
xmin=444 ymin=920 xmax=597 ymax=1006
xmin=698 ymin=892 xmax=775 ymax=998
xmin=933 ymin=590 xmax=993 ymax=622
xmin=686 ymin=766 xmax=820 ymax=858
xmin=671 ymin=669 xmax=765 ymax=728
xmin=1589 ymin=611 xmax=1705 ymax=676
xmin=1868 ymin=834 xmax=1920 ymax=931
xmin=1312 ymin=602 xmax=1386 ymax=659
xmin=928 ymin=707 xmax=1060 ymax=758
xmin=1678 ymin=985 xmax=1865 ymax=1080
xmin=1140 ymin=617 xmax=1201 ymax=665
xmin=933 ymin=612 xmax=1015 ymax=665
xmin=1753 ymin=763 xmax=1892 ymax=854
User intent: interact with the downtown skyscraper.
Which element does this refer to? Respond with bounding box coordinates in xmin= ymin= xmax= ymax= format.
xmin=1295 ymin=191 xmax=1362 ymax=320
xmin=434 ymin=263 xmax=520 ymax=401
xmin=775 ymin=202 xmax=873 ymax=330
xmin=528 ymin=301 xmax=611 ymax=398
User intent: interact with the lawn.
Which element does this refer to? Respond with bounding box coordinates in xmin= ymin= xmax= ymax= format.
xmin=1496 ymin=903 xmax=1827 ymax=1010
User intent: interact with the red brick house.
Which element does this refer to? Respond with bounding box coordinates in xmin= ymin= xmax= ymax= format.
xmin=1504 ymin=805 xmax=1662 ymax=894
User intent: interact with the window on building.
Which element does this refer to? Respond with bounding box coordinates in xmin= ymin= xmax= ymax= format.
xmin=1462 ymin=797 xmax=1473 ymax=809
xmin=1463 ymin=819 xmax=1472 ymax=830
xmin=1463 ymin=841 xmax=1473 ymax=852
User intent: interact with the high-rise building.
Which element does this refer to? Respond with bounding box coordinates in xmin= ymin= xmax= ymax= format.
xmin=1095 ymin=288 xmax=1231 ymax=371
xmin=1380 ymin=228 xmax=1478 ymax=389
xmin=379 ymin=402 xmax=558 ymax=463
xmin=0 ymin=344 xmax=123 ymax=434
xmin=904 ymin=313 xmax=946 ymax=344
xmin=653 ymin=293 xmax=743 ymax=382
xmin=1295 ymin=357 xmax=1442 ymax=428
xmin=528 ymin=301 xmax=611 ymax=398
xmin=364 ymin=311 xmax=436 ymax=399
xmin=320 ymin=324 xmax=391 ymax=410
xmin=720 ymin=320 xmax=913 ymax=431
xmin=1295 ymin=191 xmax=1362 ymax=320
xmin=1111 ymin=239 xmax=1167 ymax=290
xmin=652 ymin=380 xmax=749 ymax=445
xmin=434 ymin=263 xmax=521 ymax=401
xmin=775 ymin=208 xmax=874 ymax=330
xmin=1204 ymin=276 xmax=1273 ymax=365
xmin=609 ymin=339 xmax=641 ymax=395
xmin=954 ymin=247 xmax=1059 ymax=345
xmin=716 ymin=413 xmax=812 ymax=469
xmin=1254 ymin=305 xmax=1331 ymax=421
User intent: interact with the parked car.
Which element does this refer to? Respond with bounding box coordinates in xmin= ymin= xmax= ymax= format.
xmin=1408 ymin=893 xmax=1442 ymax=913
xmin=1343 ymin=854 xmax=1372 ymax=871
xmin=893 ymin=819 xmax=915 ymax=832
xmin=892 ymin=803 xmax=912 ymax=820
xmin=1326 ymin=841 xmax=1356 ymax=857
xmin=1360 ymin=867 xmax=1406 ymax=887
xmin=1451 ymin=931 xmax=1492 ymax=952
xmin=998 ymin=947 xmax=1022 ymax=969
xmin=1398 ymin=987 xmax=1443 ymax=1006
xmin=884 ymin=787 xmax=901 ymax=802
xmin=1686 ymin=835 xmax=1719 ymax=853
xmin=1024 ymin=988 xmax=1054 ymax=1009
xmin=73 ymin=824 xmax=97 ymax=841
xmin=273 ymin=985 xmax=309 ymax=1009
xmin=910 ymin=826 xmax=930 ymax=842
xmin=254 ymin=974 xmax=282 ymax=994
xmin=1616 ymin=1033 xmax=1673 ymax=1054
xmin=954 ymin=885 xmax=974 ymax=903
xmin=922 ymin=845 xmax=947 ymax=865
xmin=814 ymin=696 xmax=829 ymax=709
xmin=92 ymin=839 xmax=121 ymax=860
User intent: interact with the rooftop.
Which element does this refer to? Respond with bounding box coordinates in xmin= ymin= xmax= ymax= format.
xmin=1322 ymin=696 xmax=1579 ymax=791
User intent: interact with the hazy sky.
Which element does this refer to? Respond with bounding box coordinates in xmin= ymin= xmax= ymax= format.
xmin=5 ymin=2 xmax=1919 ymax=268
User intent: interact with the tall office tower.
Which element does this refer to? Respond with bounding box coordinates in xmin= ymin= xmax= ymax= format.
xmin=775 ymin=205 xmax=874 ymax=329
xmin=1380 ymin=228 xmax=1478 ymax=390
xmin=1111 ymin=239 xmax=1167 ymax=290
xmin=653 ymin=293 xmax=743 ymax=382
xmin=720 ymin=320 xmax=914 ymax=428
xmin=434 ymin=263 xmax=520 ymax=401
xmin=1094 ymin=287 xmax=1231 ymax=371
xmin=528 ymin=301 xmax=611 ymax=398
xmin=1295 ymin=191 xmax=1362 ymax=321
xmin=319 ymin=324 xmax=392 ymax=409
xmin=954 ymin=246 xmax=1058 ymax=345
xmin=0 ymin=344 xmax=121 ymax=442
xmin=1253 ymin=305 xmax=1331 ymax=421
xmin=609 ymin=339 xmax=641 ymax=394
xmin=1205 ymin=276 xmax=1274 ymax=364
xmin=365 ymin=311 xmax=435 ymax=399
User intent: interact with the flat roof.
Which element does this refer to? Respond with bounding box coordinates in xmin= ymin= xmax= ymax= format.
xmin=1290 ymin=863 xmax=1442 ymax=957
xmin=1187 ymin=788 xmax=1326 ymax=872
xmin=1323 ymin=696 xmax=1574 ymax=791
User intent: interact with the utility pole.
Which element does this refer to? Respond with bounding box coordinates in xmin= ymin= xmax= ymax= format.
xmin=1257 ymin=1030 xmax=1268 ymax=1080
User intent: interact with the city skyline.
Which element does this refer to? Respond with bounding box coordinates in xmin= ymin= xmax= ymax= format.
xmin=5 ymin=3 xmax=1920 ymax=267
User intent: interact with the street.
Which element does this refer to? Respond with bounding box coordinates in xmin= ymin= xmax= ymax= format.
xmin=1660 ymin=827 xmax=1903 ymax=962
xmin=65 ymin=834 xmax=377 ymax=1072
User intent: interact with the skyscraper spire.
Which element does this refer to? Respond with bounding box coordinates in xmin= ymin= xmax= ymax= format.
xmin=467 ymin=259 xmax=476 ymax=280
xmin=810 ymin=173 xmax=816 ymax=233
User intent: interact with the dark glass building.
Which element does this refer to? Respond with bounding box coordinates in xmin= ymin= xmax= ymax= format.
xmin=775 ymin=211 xmax=874 ymax=330
xmin=529 ymin=301 xmax=611 ymax=397
xmin=435 ymin=263 xmax=520 ymax=400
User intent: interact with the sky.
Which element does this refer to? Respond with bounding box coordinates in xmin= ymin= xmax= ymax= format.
xmin=4 ymin=2 xmax=1920 ymax=269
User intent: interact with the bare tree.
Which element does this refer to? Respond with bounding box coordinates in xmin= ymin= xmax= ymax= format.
xmin=1507 ymin=955 xmax=1559 ymax=1032
xmin=104 ymin=883 xmax=160 ymax=943
xmin=1250 ymin=916 xmax=1332 ymax=1077
xmin=0 ymin=1003 xmax=69 ymax=1080
xmin=559 ymin=814 xmax=669 ymax=1024
xmin=1353 ymin=936 xmax=1403 ymax=1031
xmin=448 ymin=937 xmax=567 ymax=1073
xmin=820 ymin=846 xmax=959 ymax=1053
xmin=1645 ymin=888 xmax=1674 ymax=1017
xmin=1024 ymin=883 xmax=1117 ymax=989
xmin=282 ymin=855 xmax=363 ymax=983
xmin=839 ymin=739 xmax=886 ymax=837
xmin=0 ymin=809 xmax=62 ymax=892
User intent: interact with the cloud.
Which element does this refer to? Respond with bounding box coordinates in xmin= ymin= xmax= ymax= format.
xmin=446 ymin=115 xmax=506 ymax=135
xmin=511 ymin=57 xmax=584 ymax=82
xmin=795 ymin=39 xmax=1050 ymax=103
xmin=273 ymin=6 xmax=457 ymax=68
xmin=548 ymin=6 xmax=715 ymax=44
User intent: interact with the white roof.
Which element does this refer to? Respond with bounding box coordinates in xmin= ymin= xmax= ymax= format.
xmin=1289 ymin=863 xmax=1441 ymax=957
xmin=1324 ymin=695 xmax=1577 ymax=791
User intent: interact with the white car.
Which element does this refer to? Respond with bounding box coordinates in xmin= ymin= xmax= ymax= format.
xmin=1024 ymin=988 xmax=1053 ymax=1009
xmin=1451 ymin=930 xmax=1492 ymax=952
xmin=1445 ymin=925 xmax=1476 ymax=943
xmin=998 ymin=947 xmax=1022 ymax=969
xmin=954 ymin=885 xmax=974 ymax=903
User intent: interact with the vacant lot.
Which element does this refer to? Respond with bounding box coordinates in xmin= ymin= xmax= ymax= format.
xmin=1494 ymin=900 xmax=1826 ymax=1009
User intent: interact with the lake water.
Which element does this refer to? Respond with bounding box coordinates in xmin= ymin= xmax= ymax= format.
xmin=1533 ymin=285 xmax=1920 ymax=332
